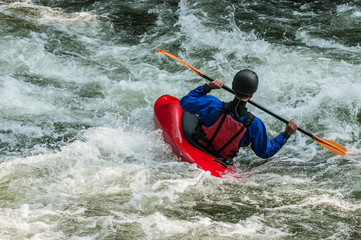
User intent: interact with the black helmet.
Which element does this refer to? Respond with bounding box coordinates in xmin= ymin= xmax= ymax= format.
xmin=232 ymin=69 xmax=259 ymax=97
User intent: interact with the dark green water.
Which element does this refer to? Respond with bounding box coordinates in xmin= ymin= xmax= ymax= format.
xmin=0 ymin=0 xmax=360 ymax=239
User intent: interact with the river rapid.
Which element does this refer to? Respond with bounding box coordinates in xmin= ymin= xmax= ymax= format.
xmin=0 ymin=0 xmax=361 ymax=239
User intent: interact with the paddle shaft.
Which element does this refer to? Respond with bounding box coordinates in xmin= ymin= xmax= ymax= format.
xmin=202 ymin=73 xmax=314 ymax=138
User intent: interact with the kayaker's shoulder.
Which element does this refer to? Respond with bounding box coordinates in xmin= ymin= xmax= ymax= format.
xmin=248 ymin=114 xmax=264 ymax=127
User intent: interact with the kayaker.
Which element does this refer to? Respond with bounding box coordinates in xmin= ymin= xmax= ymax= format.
xmin=179 ymin=69 xmax=299 ymax=165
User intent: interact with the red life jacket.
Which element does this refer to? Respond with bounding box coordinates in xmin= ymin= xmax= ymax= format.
xmin=196 ymin=105 xmax=254 ymax=160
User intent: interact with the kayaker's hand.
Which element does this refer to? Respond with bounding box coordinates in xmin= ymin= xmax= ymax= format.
xmin=285 ymin=119 xmax=299 ymax=136
xmin=208 ymin=79 xmax=225 ymax=90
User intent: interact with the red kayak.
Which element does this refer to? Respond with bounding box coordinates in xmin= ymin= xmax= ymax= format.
xmin=154 ymin=95 xmax=242 ymax=178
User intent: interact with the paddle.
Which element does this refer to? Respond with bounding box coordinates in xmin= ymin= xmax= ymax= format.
xmin=157 ymin=48 xmax=350 ymax=156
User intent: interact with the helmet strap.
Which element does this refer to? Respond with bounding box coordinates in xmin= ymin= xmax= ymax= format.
xmin=235 ymin=98 xmax=242 ymax=117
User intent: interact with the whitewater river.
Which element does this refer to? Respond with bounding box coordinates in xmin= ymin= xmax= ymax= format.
xmin=1 ymin=0 xmax=360 ymax=239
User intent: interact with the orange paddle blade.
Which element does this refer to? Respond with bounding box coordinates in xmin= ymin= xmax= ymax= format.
xmin=156 ymin=49 xmax=205 ymax=77
xmin=313 ymin=135 xmax=348 ymax=156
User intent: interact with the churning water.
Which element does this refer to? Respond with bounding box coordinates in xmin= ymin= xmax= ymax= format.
xmin=0 ymin=0 xmax=360 ymax=239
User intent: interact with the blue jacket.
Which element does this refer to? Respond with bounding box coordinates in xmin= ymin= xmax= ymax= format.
xmin=179 ymin=86 xmax=288 ymax=159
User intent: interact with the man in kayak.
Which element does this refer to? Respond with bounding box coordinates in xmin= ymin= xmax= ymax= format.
xmin=179 ymin=69 xmax=299 ymax=165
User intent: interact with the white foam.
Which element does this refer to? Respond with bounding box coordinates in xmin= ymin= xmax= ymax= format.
xmin=126 ymin=212 xmax=290 ymax=239
xmin=337 ymin=4 xmax=354 ymax=13
xmin=0 ymin=126 xmax=181 ymax=237
xmin=1 ymin=1 xmax=360 ymax=238
xmin=4 ymin=2 xmax=103 ymax=27
xmin=0 ymin=76 xmax=56 ymax=115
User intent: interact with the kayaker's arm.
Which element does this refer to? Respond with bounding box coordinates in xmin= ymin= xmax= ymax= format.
xmin=179 ymin=86 xmax=208 ymax=111
xmin=179 ymin=86 xmax=223 ymax=127
xmin=244 ymin=118 xmax=289 ymax=159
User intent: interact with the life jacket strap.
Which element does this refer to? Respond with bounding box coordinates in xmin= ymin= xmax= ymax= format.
xmin=205 ymin=112 xmax=227 ymax=150
xmin=215 ymin=112 xmax=255 ymax=157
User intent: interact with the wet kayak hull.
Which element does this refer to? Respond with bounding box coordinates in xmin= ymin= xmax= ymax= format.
xmin=154 ymin=95 xmax=241 ymax=178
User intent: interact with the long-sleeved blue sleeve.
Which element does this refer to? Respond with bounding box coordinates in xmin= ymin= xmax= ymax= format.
xmin=242 ymin=118 xmax=287 ymax=158
xmin=180 ymin=86 xmax=223 ymax=127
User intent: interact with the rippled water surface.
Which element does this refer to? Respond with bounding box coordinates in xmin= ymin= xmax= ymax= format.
xmin=1 ymin=0 xmax=360 ymax=239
